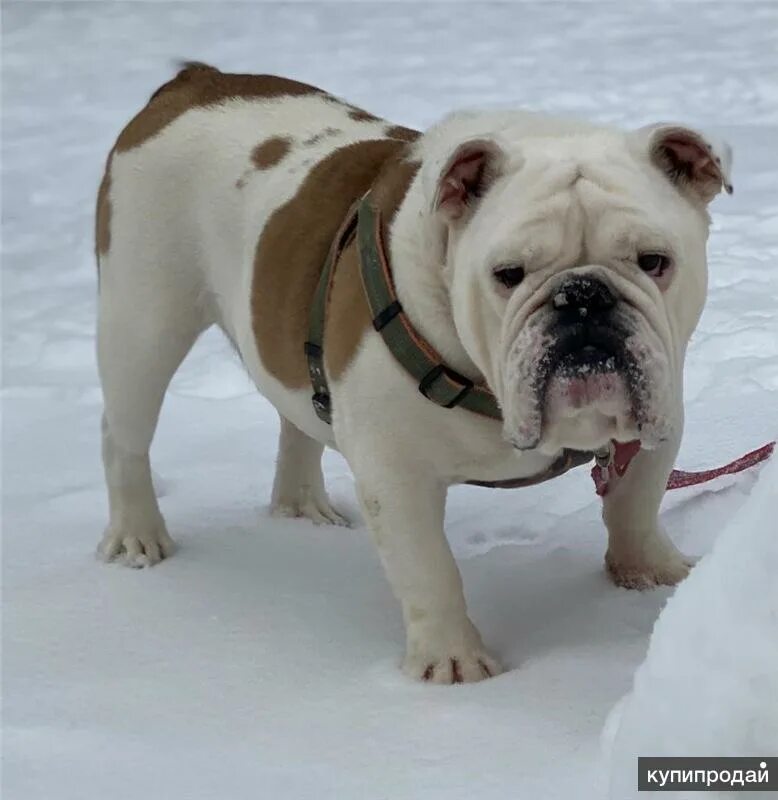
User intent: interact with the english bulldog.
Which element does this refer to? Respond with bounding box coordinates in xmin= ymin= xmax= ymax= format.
xmin=96 ymin=63 xmax=732 ymax=683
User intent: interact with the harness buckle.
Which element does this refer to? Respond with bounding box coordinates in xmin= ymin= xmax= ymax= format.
xmin=418 ymin=364 xmax=474 ymax=409
xmin=311 ymin=392 xmax=331 ymax=421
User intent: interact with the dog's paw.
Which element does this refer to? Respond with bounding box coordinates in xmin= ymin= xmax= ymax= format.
xmin=403 ymin=619 xmax=502 ymax=684
xmin=605 ymin=549 xmax=695 ymax=589
xmin=270 ymin=492 xmax=350 ymax=527
xmin=405 ymin=650 xmax=503 ymax=684
xmin=97 ymin=520 xmax=176 ymax=568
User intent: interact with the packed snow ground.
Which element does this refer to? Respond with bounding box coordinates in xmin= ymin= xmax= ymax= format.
xmin=3 ymin=3 xmax=777 ymax=799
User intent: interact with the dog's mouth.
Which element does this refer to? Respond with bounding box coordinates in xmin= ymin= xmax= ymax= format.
xmin=539 ymin=323 xmax=630 ymax=404
xmin=536 ymin=329 xmax=638 ymax=451
xmin=502 ymin=317 xmax=661 ymax=452
xmin=552 ymin=341 xmax=619 ymax=376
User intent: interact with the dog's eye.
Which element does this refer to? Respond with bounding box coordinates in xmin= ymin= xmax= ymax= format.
xmin=637 ymin=253 xmax=671 ymax=276
xmin=493 ymin=263 xmax=526 ymax=289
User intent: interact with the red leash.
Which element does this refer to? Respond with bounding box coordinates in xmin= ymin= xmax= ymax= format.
xmin=666 ymin=441 xmax=776 ymax=489
xmin=592 ymin=441 xmax=775 ymax=497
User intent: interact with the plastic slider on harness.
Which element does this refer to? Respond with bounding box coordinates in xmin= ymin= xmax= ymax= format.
xmin=418 ymin=364 xmax=474 ymax=409
xmin=372 ymin=299 xmax=403 ymax=332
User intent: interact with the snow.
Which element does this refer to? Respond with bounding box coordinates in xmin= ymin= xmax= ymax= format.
xmin=2 ymin=2 xmax=777 ymax=799
xmin=605 ymin=455 xmax=778 ymax=799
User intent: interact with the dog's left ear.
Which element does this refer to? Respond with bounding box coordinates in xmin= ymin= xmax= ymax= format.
xmin=638 ymin=123 xmax=733 ymax=204
xmin=433 ymin=138 xmax=507 ymax=223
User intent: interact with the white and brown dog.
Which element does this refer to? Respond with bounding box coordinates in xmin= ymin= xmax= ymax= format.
xmin=96 ymin=63 xmax=732 ymax=683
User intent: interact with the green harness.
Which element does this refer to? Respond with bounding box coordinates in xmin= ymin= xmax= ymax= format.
xmin=305 ymin=192 xmax=594 ymax=489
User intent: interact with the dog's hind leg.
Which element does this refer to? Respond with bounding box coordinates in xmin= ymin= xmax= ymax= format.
xmin=270 ymin=416 xmax=348 ymax=526
xmin=96 ymin=250 xmax=207 ymax=567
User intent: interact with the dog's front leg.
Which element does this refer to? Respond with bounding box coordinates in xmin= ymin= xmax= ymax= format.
xmin=355 ymin=465 xmax=501 ymax=683
xmin=602 ymin=433 xmax=693 ymax=589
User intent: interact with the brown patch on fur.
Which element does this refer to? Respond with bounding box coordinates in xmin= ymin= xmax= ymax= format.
xmin=385 ymin=124 xmax=420 ymax=142
xmin=252 ymin=139 xmax=416 ymax=388
xmin=326 ymin=154 xmax=420 ymax=380
xmin=115 ymin=64 xmax=324 ymax=153
xmin=95 ymin=155 xmax=112 ymax=258
xmin=251 ymin=136 xmax=292 ymax=170
xmin=348 ymin=107 xmax=380 ymax=123
xmin=303 ymin=127 xmax=342 ymax=146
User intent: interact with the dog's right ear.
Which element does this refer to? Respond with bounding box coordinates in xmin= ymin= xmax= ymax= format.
xmin=432 ymin=139 xmax=506 ymax=223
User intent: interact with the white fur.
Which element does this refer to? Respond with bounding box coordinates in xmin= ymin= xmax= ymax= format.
xmin=98 ymin=90 xmax=729 ymax=680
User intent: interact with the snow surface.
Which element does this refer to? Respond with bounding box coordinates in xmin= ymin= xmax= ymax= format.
xmin=2 ymin=3 xmax=777 ymax=799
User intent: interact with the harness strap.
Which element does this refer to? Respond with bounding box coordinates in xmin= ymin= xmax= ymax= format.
xmin=357 ymin=198 xmax=504 ymax=419
xmin=467 ymin=448 xmax=595 ymax=489
xmin=304 ymin=200 xmax=361 ymax=424
xmin=304 ymin=191 xmax=591 ymax=489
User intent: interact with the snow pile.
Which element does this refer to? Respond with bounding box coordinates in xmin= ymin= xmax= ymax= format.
xmin=606 ymin=455 xmax=778 ymax=799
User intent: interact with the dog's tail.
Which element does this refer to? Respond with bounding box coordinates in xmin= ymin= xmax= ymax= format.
xmin=173 ymin=60 xmax=220 ymax=76
xmin=148 ymin=60 xmax=220 ymax=102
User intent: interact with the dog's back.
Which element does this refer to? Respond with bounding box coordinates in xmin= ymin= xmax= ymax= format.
xmin=98 ymin=62 xmax=416 ymax=349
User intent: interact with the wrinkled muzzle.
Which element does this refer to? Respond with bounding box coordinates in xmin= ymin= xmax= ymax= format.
xmin=499 ymin=270 xmax=675 ymax=454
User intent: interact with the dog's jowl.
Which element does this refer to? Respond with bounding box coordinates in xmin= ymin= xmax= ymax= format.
xmin=96 ymin=64 xmax=732 ymax=683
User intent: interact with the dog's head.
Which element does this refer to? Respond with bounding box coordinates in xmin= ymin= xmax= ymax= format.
xmin=428 ymin=119 xmax=732 ymax=454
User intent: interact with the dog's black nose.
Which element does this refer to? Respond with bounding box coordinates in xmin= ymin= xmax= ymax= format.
xmin=552 ymin=275 xmax=616 ymax=320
